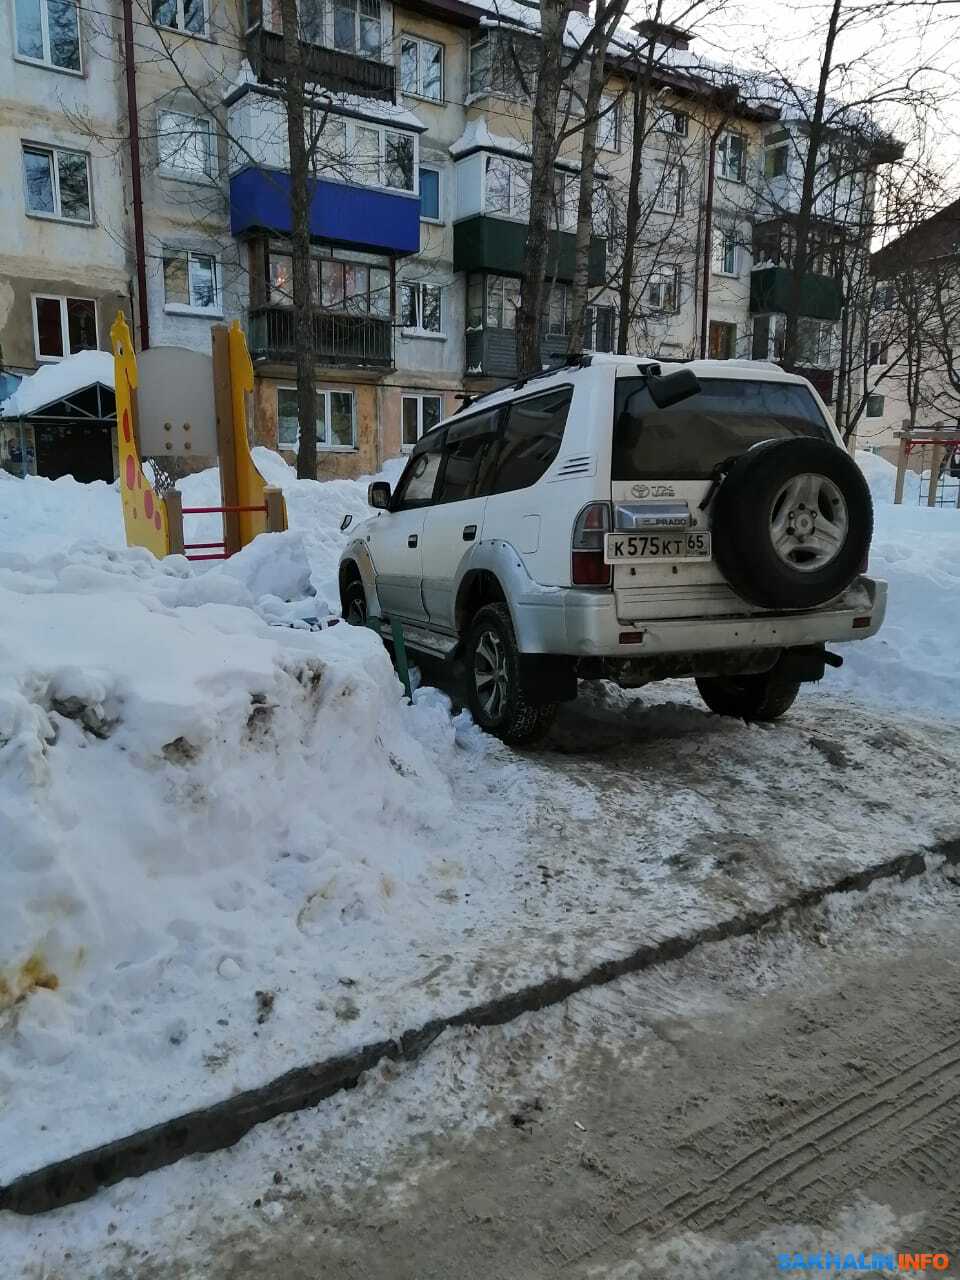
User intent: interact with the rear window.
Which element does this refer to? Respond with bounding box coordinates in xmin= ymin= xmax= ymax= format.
xmin=612 ymin=377 xmax=832 ymax=481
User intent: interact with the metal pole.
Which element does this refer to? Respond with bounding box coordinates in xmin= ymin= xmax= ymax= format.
xmin=122 ymin=0 xmax=150 ymax=350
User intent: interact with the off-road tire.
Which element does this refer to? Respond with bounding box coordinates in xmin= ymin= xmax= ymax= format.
xmin=696 ymin=671 xmax=802 ymax=722
xmin=711 ymin=437 xmax=872 ymax=610
xmin=465 ymin=604 xmax=556 ymax=746
xmin=341 ymin=573 xmax=367 ymax=625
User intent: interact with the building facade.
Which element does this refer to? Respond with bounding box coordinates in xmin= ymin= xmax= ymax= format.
xmin=1 ymin=0 xmax=892 ymax=482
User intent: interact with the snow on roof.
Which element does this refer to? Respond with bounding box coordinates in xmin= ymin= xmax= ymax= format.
xmin=448 ymin=117 xmax=608 ymax=175
xmin=0 ymin=350 xmax=115 ymax=419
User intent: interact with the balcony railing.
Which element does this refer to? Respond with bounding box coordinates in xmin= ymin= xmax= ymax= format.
xmin=245 ymin=27 xmax=395 ymax=101
xmin=247 ymin=305 xmax=394 ymax=369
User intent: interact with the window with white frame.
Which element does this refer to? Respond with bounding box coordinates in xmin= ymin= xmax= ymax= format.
xmin=584 ymin=304 xmax=615 ymax=352
xmin=655 ymin=107 xmax=689 ymax=136
xmin=714 ymin=229 xmax=740 ymax=276
xmin=333 ymin=0 xmax=381 ymax=58
xmin=401 ymin=393 xmax=443 ymax=449
xmin=646 ymin=265 xmax=680 ymax=313
xmin=468 ymin=30 xmax=537 ymax=98
xmin=151 ymin=0 xmax=205 ymax=36
xmin=347 ymin=123 xmax=415 ymax=191
xmin=477 ymin=274 xmax=520 ymax=329
xmin=485 ymin=154 xmax=531 ymax=221
xmin=764 ymin=131 xmax=789 ymax=179
xmin=419 ymin=166 xmax=440 ymax=220
xmin=32 ymin=294 xmax=97 ymax=361
xmin=552 ymin=170 xmax=578 ymax=231
xmin=654 ymin=162 xmax=683 ymax=215
xmin=796 ymin=318 xmax=833 ymax=368
xmin=162 ymin=248 xmax=220 ymax=312
xmin=547 ymin=284 xmax=573 ymax=336
xmin=400 ymin=35 xmax=443 ymax=102
xmin=277 ymin=386 xmax=356 ymax=450
xmin=717 ymin=132 xmax=746 ymax=182
xmin=400 ymin=281 xmax=442 ymax=332
xmin=868 ymin=339 xmax=889 ymax=367
xmin=157 ymin=110 xmax=216 ymax=178
xmin=22 ymin=144 xmax=91 ymax=222
xmin=596 ymin=95 xmax=621 ymax=150
xmin=15 ymin=0 xmax=81 ymax=70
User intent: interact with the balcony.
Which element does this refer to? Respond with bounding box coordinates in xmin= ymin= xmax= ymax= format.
xmin=465 ymin=329 xmax=571 ymax=381
xmin=749 ymin=266 xmax=843 ymax=322
xmin=454 ymin=216 xmax=607 ymax=285
xmin=245 ymin=26 xmax=395 ymax=102
xmin=230 ymin=168 xmax=420 ymax=257
xmin=247 ymin=306 xmax=393 ymax=369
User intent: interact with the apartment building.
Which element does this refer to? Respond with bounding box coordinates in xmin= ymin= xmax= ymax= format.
xmin=862 ymin=198 xmax=960 ymax=467
xmin=1 ymin=0 xmax=894 ymax=483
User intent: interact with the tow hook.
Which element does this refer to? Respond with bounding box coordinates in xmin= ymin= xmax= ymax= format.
xmin=824 ymin=650 xmax=844 ymax=669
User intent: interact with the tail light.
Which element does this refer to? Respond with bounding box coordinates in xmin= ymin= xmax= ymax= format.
xmin=572 ymin=502 xmax=612 ymax=587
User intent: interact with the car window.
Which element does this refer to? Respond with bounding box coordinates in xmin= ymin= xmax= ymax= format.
xmin=393 ymin=437 xmax=444 ymax=509
xmin=487 ymin=387 xmax=572 ymax=495
xmin=612 ymin=377 xmax=832 ymax=481
xmin=436 ymin=410 xmax=500 ymax=504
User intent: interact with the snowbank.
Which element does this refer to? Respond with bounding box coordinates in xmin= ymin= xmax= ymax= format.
xmin=0 ymin=537 xmax=468 ymax=1175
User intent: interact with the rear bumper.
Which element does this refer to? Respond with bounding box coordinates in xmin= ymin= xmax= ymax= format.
xmin=511 ymin=576 xmax=888 ymax=657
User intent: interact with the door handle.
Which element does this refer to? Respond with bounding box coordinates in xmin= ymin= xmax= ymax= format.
xmin=462 ymin=525 xmax=477 ymax=541
xmin=408 ymin=534 xmax=418 ymax=548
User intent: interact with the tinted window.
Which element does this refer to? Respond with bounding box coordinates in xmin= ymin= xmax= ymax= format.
xmin=488 ymin=387 xmax=572 ymax=495
xmin=436 ymin=410 xmax=499 ymax=503
xmin=393 ymin=437 xmax=444 ymax=509
xmin=612 ymin=377 xmax=831 ymax=481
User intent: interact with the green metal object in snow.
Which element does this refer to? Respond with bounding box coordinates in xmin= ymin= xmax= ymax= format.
xmin=367 ymin=615 xmax=413 ymax=701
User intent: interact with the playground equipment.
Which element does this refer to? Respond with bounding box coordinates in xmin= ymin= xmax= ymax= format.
xmin=893 ymin=427 xmax=960 ymax=508
xmin=111 ymin=312 xmax=287 ymax=559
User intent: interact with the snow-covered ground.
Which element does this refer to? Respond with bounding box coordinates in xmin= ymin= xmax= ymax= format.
xmin=0 ymin=446 xmax=958 ymax=1187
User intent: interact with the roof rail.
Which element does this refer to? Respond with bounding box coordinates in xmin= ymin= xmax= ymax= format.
xmin=452 ymin=353 xmax=592 ymax=415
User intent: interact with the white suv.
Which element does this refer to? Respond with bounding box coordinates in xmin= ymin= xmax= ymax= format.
xmin=339 ymin=355 xmax=886 ymax=744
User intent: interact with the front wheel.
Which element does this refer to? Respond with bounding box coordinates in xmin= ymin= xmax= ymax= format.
xmin=465 ymin=604 xmax=556 ymax=746
xmin=696 ymin=670 xmax=801 ymax=722
xmin=341 ymin=574 xmax=367 ymax=625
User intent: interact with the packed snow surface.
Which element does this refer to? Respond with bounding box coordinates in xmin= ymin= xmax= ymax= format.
xmin=0 ymin=444 xmax=958 ymax=1180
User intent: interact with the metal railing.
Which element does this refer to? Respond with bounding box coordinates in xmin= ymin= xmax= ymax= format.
xmin=247 ymin=305 xmax=394 ymax=368
xmin=246 ymin=28 xmax=395 ymax=101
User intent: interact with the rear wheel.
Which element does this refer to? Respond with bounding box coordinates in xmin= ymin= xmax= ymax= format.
xmin=465 ymin=604 xmax=556 ymax=746
xmin=696 ymin=670 xmax=801 ymax=722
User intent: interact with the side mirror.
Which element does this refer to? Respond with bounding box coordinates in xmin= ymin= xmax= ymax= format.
xmin=647 ymin=368 xmax=701 ymax=409
xmin=340 ymin=513 xmax=353 ymax=532
xmin=368 ymin=481 xmax=391 ymax=510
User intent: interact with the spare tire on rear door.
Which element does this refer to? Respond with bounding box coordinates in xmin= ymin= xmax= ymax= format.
xmin=711 ymin=437 xmax=872 ymax=610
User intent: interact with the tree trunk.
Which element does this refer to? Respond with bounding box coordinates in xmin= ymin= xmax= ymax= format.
xmin=280 ymin=0 xmax=317 ymax=480
xmin=616 ymin=34 xmax=656 ymax=354
xmin=567 ymin=40 xmax=608 ymax=351
xmin=782 ymin=0 xmax=843 ymax=368
xmin=516 ymin=0 xmax=573 ymax=375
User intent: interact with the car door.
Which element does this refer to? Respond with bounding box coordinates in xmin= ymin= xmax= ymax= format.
xmin=420 ymin=409 xmax=501 ymax=631
xmin=366 ymin=434 xmax=444 ymax=621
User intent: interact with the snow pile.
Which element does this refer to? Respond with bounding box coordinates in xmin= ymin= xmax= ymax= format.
xmin=0 ymin=537 xmax=469 ymax=1175
xmin=855 ymin=448 xmax=923 ymax=506
xmin=177 ymin=447 xmax=405 ymax=609
xmin=0 ymin=467 xmax=124 ymax=556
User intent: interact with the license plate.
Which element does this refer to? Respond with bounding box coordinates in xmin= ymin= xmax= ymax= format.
xmin=604 ymin=531 xmax=712 ymax=563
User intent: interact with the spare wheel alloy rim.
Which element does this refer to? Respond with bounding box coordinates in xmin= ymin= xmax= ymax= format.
xmin=769 ymin=472 xmax=849 ymax=572
xmin=474 ymin=627 xmax=509 ymax=720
